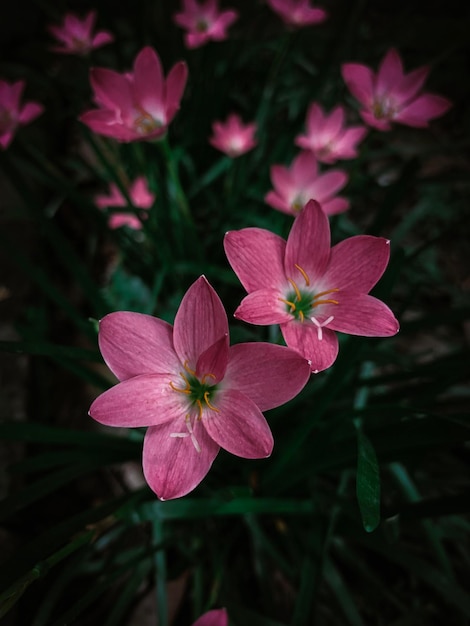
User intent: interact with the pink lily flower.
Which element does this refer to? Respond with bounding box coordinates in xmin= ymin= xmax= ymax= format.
xmin=94 ymin=176 xmax=155 ymax=230
xmin=89 ymin=276 xmax=310 ymax=500
xmin=266 ymin=0 xmax=327 ymax=28
xmin=192 ymin=608 xmax=228 ymax=626
xmin=80 ymin=46 xmax=188 ymax=142
xmin=0 ymin=79 xmax=43 ymax=150
xmin=209 ymin=113 xmax=257 ymax=157
xmin=224 ymin=200 xmax=399 ymax=373
xmin=174 ymin=0 xmax=238 ymax=49
xmin=342 ymin=48 xmax=452 ymax=131
xmin=48 ymin=10 xmax=114 ymax=56
xmin=265 ymin=151 xmax=349 ymax=216
xmin=295 ymin=103 xmax=368 ymax=164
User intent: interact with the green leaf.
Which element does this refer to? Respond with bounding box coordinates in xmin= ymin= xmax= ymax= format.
xmin=356 ymin=431 xmax=381 ymax=532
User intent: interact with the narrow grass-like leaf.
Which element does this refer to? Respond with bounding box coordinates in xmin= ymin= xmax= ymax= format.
xmin=356 ymin=431 xmax=381 ymax=532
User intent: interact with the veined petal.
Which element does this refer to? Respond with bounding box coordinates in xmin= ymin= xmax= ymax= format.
xmin=196 ymin=334 xmax=229 ymax=383
xmin=89 ymin=373 xmax=181 ymax=427
xmin=98 ymin=311 xmax=179 ymax=380
xmin=143 ymin=420 xmax=220 ymax=500
xmin=342 ymin=63 xmax=375 ymax=107
xmin=173 ymin=276 xmax=228 ymax=369
xmin=323 ymin=236 xmax=390 ymax=292
xmin=328 ymin=291 xmax=399 ymax=336
xmin=225 ymin=342 xmax=310 ymax=411
xmin=285 ymin=200 xmax=331 ymax=284
xmin=234 ymin=289 xmax=292 ymax=325
xmin=281 ymin=321 xmax=339 ymax=373
xmin=395 ymin=94 xmax=452 ymax=127
xmin=224 ymin=228 xmax=286 ymax=292
xmin=203 ymin=389 xmax=273 ymax=459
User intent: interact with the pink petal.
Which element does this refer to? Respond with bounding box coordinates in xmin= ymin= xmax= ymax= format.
xmin=0 ymin=131 xmax=15 ymax=149
xmin=192 ymin=608 xmax=228 ymax=626
xmin=270 ymin=164 xmax=295 ymax=198
xmin=83 ymin=10 xmax=97 ymax=35
xmin=143 ymin=420 xmax=220 ymax=500
xmin=133 ymin=46 xmax=164 ymax=115
xmin=321 ymin=197 xmax=350 ymax=215
xmin=203 ymin=389 xmax=273 ymax=459
xmin=324 ymin=105 xmax=345 ymax=140
xmin=98 ymin=311 xmax=179 ymax=380
xmin=281 ymin=321 xmax=339 ymax=373
xmin=18 ymin=102 xmax=43 ymax=124
xmin=196 ymin=334 xmax=229 ymax=383
xmin=89 ymin=373 xmax=183 ymax=427
xmin=323 ymin=236 xmax=391 ymax=292
xmin=394 ymin=66 xmax=429 ymax=105
xmin=306 ymin=101 xmax=324 ymax=132
xmin=395 ymin=94 xmax=452 ymax=127
xmin=332 ymin=126 xmax=368 ymax=159
xmin=328 ymin=291 xmax=399 ymax=336
xmin=129 ymin=176 xmax=155 ymax=208
xmin=173 ymin=277 xmax=228 ymax=369
xmin=92 ymin=31 xmax=114 ymax=48
xmin=234 ymin=289 xmax=293 ymax=325
xmin=376 ymin=48 xmax=404 ymax=97
xmin=306 ymin=169 xmax=348 ymax=201
xmin=224 ymin=228 xmax=286 ymax=292
xmin=285 ymin=200 xmax=331 ymax=284
xmin=225 ymin=342 xmax=310 ymax=411
xmin=342 ymin=63 xmax=375 ymax=107
xmin=209 ymin=10 xmax=238 ymax=39
xmin=164 ymin=61 xmax=188 ymax=122
xmin=90 ymin=68 xmax=132 ymax=113
xmin=292 ymin=151 xmax=318 ymax=186
xmin=80 ymin=110 xmax=138 ymax=141
xmin=264 ymin=190 xmax=292 ymax=214
xmin=360 ymin=110 xmax=392 ymax=131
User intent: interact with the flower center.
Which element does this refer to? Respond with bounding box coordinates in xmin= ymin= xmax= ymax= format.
xmin=196 ymin=19 xmax=209 ymax=32
xmin=372 ymin=97 xmax=398 ymax=120
xmin=279 ymin=264 xmax=339 ymax=339
xmin=134 ymin=108 xmax=163 ymax=135
xmin=291 ymin=194 xmax=307 ymax=213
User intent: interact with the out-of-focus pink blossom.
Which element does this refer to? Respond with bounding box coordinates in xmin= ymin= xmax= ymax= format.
xmin=0 ymin=79 xmax=43 ymax=150
xmin=265 ymin=151 xmax=349 ymax=216
xmin=342 ymin=48 xmax=452 ymax=131
xmin=174 ymin=0 xmax=238 ymax=49
xmin=224 ymin=200 xmax=399 ymax=373
xmin=209 ymin=113 xmax=257 ymax=157
xmin=266 ymin=0 xmax=327 ymax=28
xmin=80 ymin=46 xmax=188 ymax=142
xmin=95 ymin=177 xmax=155 ymax=230
xmin=48 ymin=10 xmax=114 ymax=56
xmin=192 ymin=608 xmax=228 ymax=626
xmin=295 ymin=103 xmax=367 ymax=164
xmin=89 ymin=277 xmax=310 ymax=500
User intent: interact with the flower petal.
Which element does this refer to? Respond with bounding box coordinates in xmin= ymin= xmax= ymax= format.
xmin=90 ymin=67 xmax=132 ymax=113
xmin=203 ymin=389 xmax=273 ymax=459
xmin=342 ymin=63 xmax=375 ymax=107
xmin=395 ymin=94 xmax=452 ymax=127
xmin=18 ymin=102 xmax=43 ymax=125
xmin=234 ymin=289 xmax=292 ymax=325
xmin=133 ymin=46 xmax=164 ymax=115
xmin=98 ymin=311 xmax=179 ymax=380
xmin=192 ymin=608 xmax=228 ymax=626
xmin=281 ymin=321 xmax=339 ymax=373
xmin=196 ymin=334 xmax=229 ymax=383
xmin=306 ymin=169 xmax=348 ymax=202
xmin=224 ymin=228 xmax=286 ymax=292
xmin=328 ymin=291 xmax=399 ymax=336
xmin=285 ymin=199 xmax=331 ymax=284
xmin=164 ymin=61 xmax=188 ymax=122
xmin=143 ymin=420 xmax=220 ymax=500
xmin=173 ymin=276 xmax=228 ymax=369
xmin=225 ymin=342 xmax=310 ymax=411
xmin=321 ymin=196 xmax=350 ymax=215
xmin=376 ymin=48 xmax=404 ymax=97
xmin=89 ymin=373 xmax=181 ymax=427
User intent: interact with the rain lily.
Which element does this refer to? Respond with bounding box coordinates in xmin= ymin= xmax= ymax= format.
xmin=295 ymin=102 xmax=367 ymax=164
xmin=266 ymin=0 xmax=327 ymax=28
xmin=192 ymin=608 xmax=228 ymax=626
xmin=342 ymin=48 xmax=452 ymax=131
xmin=48 ymin=10 xmax=113 ymax=56
xmin=80 ymin=46 xmax=188 ymax=142
xmin=224 ymin=200 xmax=399 ymax=373
xmin=89 ymin=276 xmax=310 ymax=499
xmin=0 ymin=79 xmax=43 ymax=150
xmin=265 ymin=151 xmax=349 ymax=216
xmin=94 ymin=176 xmax=155 ymax=230
xmin=209 ymin=113 xmax=257 ymax=157
xmin=174 ymin=0 xmax=238 ymax=49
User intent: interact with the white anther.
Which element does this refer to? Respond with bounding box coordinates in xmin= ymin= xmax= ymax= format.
xmin=170 ymin=417 xmax=201 ymax=453
xmin=309 ymin=315 xmax=335 ymax=341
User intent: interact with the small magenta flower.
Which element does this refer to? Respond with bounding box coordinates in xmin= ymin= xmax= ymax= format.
xmin=209 ymin=113 xmax=257 ymax=157
xmin=94 ymin=176 xmax=155 ymax=230
xmin=342 ymin=48 xmax=452 ymax=131
xmin=48 ymin=10 xmax=114 ymax=56
xmin=265 ymin=151 xmax=349 ymax=216
xmin=89 ymin=276 xmax=310 ymax=500
xmin=266 ymin=0 xmax=327 ymax=28
xmin=295 ymin=103 xmax=368 ymax=164
xmin=0 ymin=79 xmax=43 ymax=150
xmin=174 ymin=0 xmax=238 ymax=49
xmin=80 ymin=46 xmax=188 ymax=142
xmin=224 ymin=200 xmax=399 ymax=373
xmin=192 ymin=608 xmax=228 ymax=626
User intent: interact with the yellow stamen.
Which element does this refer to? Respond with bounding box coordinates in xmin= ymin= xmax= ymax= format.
xmin=313 ymin=288 xmax=339 ymax=300
xmin=183 ymin=361 xmax=197 ymax=376
xmin=201 ymin=372 xmax=216 ymax=384
xmin=298 ymin=310 xmax=305 ymax=323
xmin=169 ymin=380 xmax=191 ymax=394
xmin=278 ymin=297 xmax=297 ymax=313
xmin=294 ymin=264 xmax=310 ymax=286
xmin=196 ymin=399 xmax=204 ymax=420
xmin=204 ymin=391 xmax=220 ymax=412
xmin=287 ymin=278 xmax=302 ymax=302
xmin=312 ymin=298 xmax=339 ymax=307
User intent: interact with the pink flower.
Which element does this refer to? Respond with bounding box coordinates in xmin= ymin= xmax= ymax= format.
xmin=94 ymin=176 xmax=155 ymax=230
xmin=295 ymin=103 xmax=368 ymax=164
xmin=174 ymin=0 xmax=238 ymax=49
xmin=48 ymin=10 xmax=114 ymax=56
xmin=209 ymin=113 xmax=257 ymax=157
xmin=89 ymin=276 xmax=310 ymax=500
xmin=265 ymin=151 xmax=349 ymax=216
xmin=192 ymin=608 xmax=228 ymax=626
xmin=224 ymin=200 xmax=399 ymax=373
xmin=80 ymin=46 xmax=188 ymax=142
xmin=342 ymin=48 xmax=452 ymax=131
xmin=0 ymin=79 xmax=43 ymax=150
xmin=266 ymin=0 xmax=327 ymax=28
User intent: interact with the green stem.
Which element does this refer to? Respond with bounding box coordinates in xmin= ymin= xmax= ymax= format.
xmin=157 ymin=136 xmax=192 ymax=224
